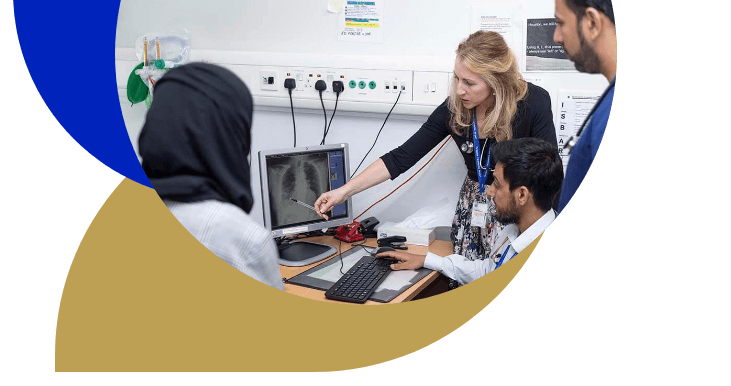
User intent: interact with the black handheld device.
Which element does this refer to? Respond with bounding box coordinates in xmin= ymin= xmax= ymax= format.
xmin=359 ymin=216 xmax=380 ymax=238
xmin=377 ymin=235 xmax=408 ymax=250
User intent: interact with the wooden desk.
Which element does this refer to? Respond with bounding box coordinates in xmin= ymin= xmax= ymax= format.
xmin=279 ymin=236 xmax=453 ymax=305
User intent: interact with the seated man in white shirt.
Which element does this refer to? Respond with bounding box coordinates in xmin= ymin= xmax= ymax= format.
xmin=376 ymin=137 xmax=563 ymax=285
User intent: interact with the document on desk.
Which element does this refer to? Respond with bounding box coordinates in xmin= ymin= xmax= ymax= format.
xmin=307 ymin=251 xmax=364 ymax=282
xmin=286 ymin=246 xmax=432 ymax=303
xmin=311 ymin=251 xmax=423 ymax=297
xmin=376 ymin=270 xmax=418 ymax=291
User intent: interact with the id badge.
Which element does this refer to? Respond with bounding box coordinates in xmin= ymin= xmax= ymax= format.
xmin=470 ymin=201 xmax=488 ymax=228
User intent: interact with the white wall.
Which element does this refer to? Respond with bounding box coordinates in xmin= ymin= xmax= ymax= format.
xmin=116 ymin=0 xmax=609 ymax=227
xmin=115 ymin=0 xmax=468 ymax=57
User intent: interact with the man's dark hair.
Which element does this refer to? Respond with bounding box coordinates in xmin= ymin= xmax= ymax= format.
xmin=565 ymin=0 xmax=615 ymax=24
xmin=492 ymin=138 xmax=563 ymax=212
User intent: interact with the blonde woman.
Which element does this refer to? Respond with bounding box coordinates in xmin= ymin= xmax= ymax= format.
xmin=315 ymin=31 xmax=557 ymax=285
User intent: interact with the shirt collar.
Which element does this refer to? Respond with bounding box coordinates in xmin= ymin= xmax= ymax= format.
xmin=510 ymin=210 xmax=556 ymax=253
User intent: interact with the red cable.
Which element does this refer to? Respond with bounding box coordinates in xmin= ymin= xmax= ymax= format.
xmin=354 ymin=136 xmax=453 ymax=221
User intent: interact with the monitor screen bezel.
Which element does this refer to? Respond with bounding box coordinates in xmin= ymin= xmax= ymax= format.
xmin=258 ymin=143 xmax=354 ymax=238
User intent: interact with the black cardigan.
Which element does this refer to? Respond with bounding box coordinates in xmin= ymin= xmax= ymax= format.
xmin=381 ymin=83 xmax=557 ymax=185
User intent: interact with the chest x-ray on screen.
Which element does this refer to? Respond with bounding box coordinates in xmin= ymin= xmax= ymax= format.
xmin=266 ymin=153 xmax=330 ymax=228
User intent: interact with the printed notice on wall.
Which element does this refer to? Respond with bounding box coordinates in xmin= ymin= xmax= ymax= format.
xmin=526 ymin=18 xmax=575 ymax=72
xmin=470 ymin=5 xmax=525 ymax=70
xmin=557 ymin=90 xmax=602 ymax=169
xmin=338 ymin=0 xmax=384 ymax=43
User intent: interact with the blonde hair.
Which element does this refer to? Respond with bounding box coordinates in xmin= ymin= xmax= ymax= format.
xmin=449 ymin=31 xmax=528 ymax=142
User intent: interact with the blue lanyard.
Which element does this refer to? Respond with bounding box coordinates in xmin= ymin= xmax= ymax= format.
xmin=495 ymin=246 xmax=518 ymax=269
xmin=472 ymin=110 xmax=491 ymax=193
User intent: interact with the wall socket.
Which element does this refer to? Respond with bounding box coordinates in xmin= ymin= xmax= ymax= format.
xmin=260 ymin=69 xmax=278 ymax=91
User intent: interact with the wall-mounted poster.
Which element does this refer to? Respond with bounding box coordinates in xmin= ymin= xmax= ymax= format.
xmin=471 ymin=5 xmax=525 ymax=70
xmin=338 ymin=0 xmax=385 ymax=43
xmin=526 ymin=18 xmax=575 ymax=71
xmin=557 ymin=89 xmax=603 ymax=171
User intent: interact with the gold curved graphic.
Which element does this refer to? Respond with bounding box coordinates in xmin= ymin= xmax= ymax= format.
xmin=56 ymin=179 xmax=540 ymax=371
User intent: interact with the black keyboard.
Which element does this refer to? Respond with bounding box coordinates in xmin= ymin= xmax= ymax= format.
xmin=325 ymin=256 xmax=394 ymax=303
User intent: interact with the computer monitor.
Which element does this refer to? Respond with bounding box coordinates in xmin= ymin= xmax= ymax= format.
xmin=259 ymin=143 xmax=353 ymax=266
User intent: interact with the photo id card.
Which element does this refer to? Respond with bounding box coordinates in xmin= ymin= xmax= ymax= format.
xmin=471 ymin=201 xmax=488 ymax=228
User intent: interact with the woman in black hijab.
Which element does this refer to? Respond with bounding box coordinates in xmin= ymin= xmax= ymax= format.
xmin=139 ymin=62 xmax=283 ymax=290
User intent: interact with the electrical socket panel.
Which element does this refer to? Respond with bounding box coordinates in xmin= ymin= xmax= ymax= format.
xmin=272 ymin=67 xmax=413 ymax=102
xmin=225 ymin=64 xmax=450 ymax=115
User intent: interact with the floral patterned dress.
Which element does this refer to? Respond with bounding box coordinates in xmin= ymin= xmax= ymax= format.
xmin=448 ymin=176 xmax=505 ymax=289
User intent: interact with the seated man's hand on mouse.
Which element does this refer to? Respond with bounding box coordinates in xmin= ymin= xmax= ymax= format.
xmin=375 ymin=250 xmax=426 ymax=271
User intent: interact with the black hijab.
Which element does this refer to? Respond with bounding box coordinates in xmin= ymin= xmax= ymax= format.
xmin=139 ymin=62 xmax=255 ymax=213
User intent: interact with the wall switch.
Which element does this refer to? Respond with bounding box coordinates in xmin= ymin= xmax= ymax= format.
xmin=413 ymin=71 xmax=450 ymax=104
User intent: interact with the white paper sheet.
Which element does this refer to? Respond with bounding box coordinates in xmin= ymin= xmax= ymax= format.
xmin=470 ymin=4 xmax=525 ymax=71
xmin=557 ymin=90 xmax=603 ymax=170
xmin=338 ymin=0 xmax=385 ymax=43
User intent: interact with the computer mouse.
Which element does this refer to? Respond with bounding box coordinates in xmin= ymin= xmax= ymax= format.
xmin=371 ymin=246 xmax=396 ymax=256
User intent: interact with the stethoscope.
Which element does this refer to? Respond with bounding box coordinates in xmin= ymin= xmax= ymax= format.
xmin=563 ymin=78 xmax=616 ymax=155
xmin=462 ymin=139 xmax=490 ymax=169
xmin=463 ymin=109 xmax=491 ymax=194
xmin=459 ymin=129 xmax=489 ymax=171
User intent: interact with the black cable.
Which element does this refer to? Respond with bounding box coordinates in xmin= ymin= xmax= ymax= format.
xmin=318 ymin=90 xmax=327 ymax=144
xmin=315 ymin=80 xmax=327 ymax=146
xmin=338 ymin=240 xmax=345 ymax=274
xmin=338 ymin=240 xmax=374 ymax=275
xmin=320 ymin=91 xmax=340 ymax=145
xmin=288 ymin=89 xmax=296 ymax=147
xmin=353 ymin=241 xmax=373 ymax=254
xmin=350 ymin=90 xmax=402 ymax=179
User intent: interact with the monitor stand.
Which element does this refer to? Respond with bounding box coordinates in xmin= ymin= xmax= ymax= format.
xmin=278 ymin=241 xmax=337 ymax=267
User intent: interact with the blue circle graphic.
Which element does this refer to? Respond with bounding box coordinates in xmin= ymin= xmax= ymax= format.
xmin=14 ymin=1 xmax=151 ymax=188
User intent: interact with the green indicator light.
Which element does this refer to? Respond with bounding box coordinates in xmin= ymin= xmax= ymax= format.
xmin=369 ymin=81 xmax=376 ymax=89
xmin=349 ymin=80 xmax=357 ymax=88
xmin=358 ymin=81 xmax=366 ymax=89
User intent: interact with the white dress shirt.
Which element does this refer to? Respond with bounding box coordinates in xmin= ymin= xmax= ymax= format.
xmin=423 ymin=210 xmax=556 ymax=285
xmin=165 ymin=200 xmax=285 ymax=290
